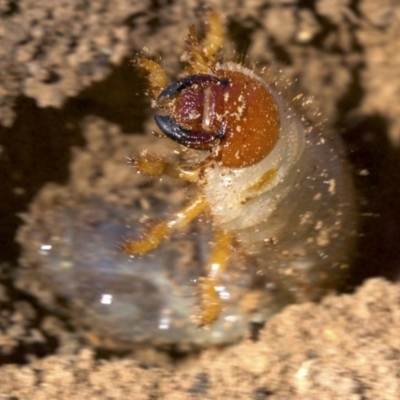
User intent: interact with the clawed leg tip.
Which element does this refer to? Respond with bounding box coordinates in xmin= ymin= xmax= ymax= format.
xmin=119 ymin=240 xmax=139 ymax=255
xmin=126 ymin=156 xmax=137 ymax=167
xmin=119 ymin=241 xmax=129 ymax=253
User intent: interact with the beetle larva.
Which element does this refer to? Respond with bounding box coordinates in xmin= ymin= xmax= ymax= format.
xmin=122 ymin=12 xmax=357 ymax=326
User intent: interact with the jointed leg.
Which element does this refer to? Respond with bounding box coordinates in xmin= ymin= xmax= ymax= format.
xmin=128 ymin=153 xmax=200 ymax=182
xmin=135 ymin=12 xmax=225 ymax=95
xmin=202 ymin=11 xmax=225 ymax=59
xmin=186 ymin=11 xmax=225 ymax=74
xmin=135 ymin=58 xmax=167 ymax=98
xmin=121 ymin=194 xmax=207 ymax=255
xmin=196 ymin=228 xmax=232 ymax=327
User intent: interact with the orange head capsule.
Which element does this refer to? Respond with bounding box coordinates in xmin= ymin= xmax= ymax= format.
xmin=154 ymin=68 xmax=280 ymax=168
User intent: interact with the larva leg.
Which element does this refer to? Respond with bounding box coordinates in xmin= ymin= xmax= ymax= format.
xmin=201 ymin=11 xmax=225 ymax=59
xmin=128 ymin=154 xmax=200 ymax=182
xmin=135 ymin=58 xmax=167 ymax=98
xmin=121 ymin=194 xmax=207 ymax=255
xmin=197 ymin=229 xmax=232 ymax=327
xmin=186 ymin=11 xmax=224 ymax=74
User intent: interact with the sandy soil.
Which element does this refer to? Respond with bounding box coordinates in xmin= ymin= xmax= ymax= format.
xmin=1 ymin=0 xmax=400 ymax=399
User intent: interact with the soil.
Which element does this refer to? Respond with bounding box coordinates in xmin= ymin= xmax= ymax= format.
xmin=1 ymin=0 xmax=400 ymax=399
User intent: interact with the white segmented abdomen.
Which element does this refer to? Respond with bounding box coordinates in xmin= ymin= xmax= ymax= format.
xmin=203 ymin=80 xmax=356 ymax=302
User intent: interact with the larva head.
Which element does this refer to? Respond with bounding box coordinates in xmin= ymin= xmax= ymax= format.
xmin=154 ymin=68 xmax=280 ymax=168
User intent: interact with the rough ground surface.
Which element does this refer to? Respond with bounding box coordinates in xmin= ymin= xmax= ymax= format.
xmin=1 ymin=278 xmax=400 ymax=400
xmin=1 ymin=0 xmax=400 ymax=399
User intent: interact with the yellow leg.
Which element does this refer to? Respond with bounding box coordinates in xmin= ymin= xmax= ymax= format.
xmin=136 ymin=13 xmax=224 ymax=82
xmin=196 ymin=228 xmax=232 ymax=327
xmin=128 ymin=154 xmax=200 ymax=182
xmin=135 ymin=58 xmax=167 ymax=98
xmin=243 ymin=168 xmax=278 ymax=200
xmin=202 ymin=11 xmax=225 ymax=59
xmin=186 ymin=11 xmax=225 ymax=74
xmin=122 ymin=194 xmax=207 ymax=255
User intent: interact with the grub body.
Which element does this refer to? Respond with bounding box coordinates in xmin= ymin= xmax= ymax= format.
xmin=127 ymin=12 xmax=358 ymax=324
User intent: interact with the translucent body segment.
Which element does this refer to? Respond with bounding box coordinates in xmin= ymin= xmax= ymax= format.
xmin=22 ymin=196 xmax=250 ymax=349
